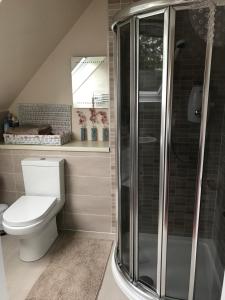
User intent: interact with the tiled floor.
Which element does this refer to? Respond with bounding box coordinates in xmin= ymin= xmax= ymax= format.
xmin=1 ymin=233 xmax=128 ymax=300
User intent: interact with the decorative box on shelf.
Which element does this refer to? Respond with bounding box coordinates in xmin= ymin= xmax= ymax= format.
xmin=3 ymin=131 xmax=71 ymax=146
xmin=3 ymin=103 xmax=72 ymax=146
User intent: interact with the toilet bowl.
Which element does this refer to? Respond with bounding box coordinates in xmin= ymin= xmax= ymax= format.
xmin=2 ymin=157 xmax=65 ymax=262
xmin=0 ymin=204 xmax=8 ymax=232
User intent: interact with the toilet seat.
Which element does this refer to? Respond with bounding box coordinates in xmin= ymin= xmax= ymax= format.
xmin=3 ymin=195 xmax=57 ymax=227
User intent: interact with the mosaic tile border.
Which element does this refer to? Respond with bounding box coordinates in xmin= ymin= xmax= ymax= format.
xmin=18 ymin=103 xmax=72 ymax=133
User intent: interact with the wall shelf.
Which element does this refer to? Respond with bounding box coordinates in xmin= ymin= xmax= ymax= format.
xmin=0 ymin=140 xmax=110 ymax=153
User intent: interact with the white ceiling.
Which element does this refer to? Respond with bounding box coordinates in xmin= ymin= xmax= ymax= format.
xmin=0 ymin=0 xmax=92 ymax=110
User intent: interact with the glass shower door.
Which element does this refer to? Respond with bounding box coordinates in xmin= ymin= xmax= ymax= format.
xmin=194 ymin=5 xmax=225 ymax=300
xmin=137 ymin=10 xmax=167 ymax=293
xmin=165 ymin=6 xmax=208 ymax=300
xmin=118 ymin=21 xmax=131 ymax=275
xmin=117 ymin=9 xmax=169 ymax=295
xmin=115 ymin=2 xmax=225 ymax=300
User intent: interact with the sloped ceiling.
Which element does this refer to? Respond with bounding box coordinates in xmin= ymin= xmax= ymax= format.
xmin=0 ymin=0 xmax=92 ymax=110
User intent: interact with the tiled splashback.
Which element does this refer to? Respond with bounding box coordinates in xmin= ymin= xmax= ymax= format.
xmin=18 ymin=103 xmax=72 ymax=133
xmin=0 ymin=149 xmax=112 ymax=233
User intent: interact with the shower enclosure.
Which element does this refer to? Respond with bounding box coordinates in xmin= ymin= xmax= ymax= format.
xmin=112 ymin=1 xmax=225 ymax=299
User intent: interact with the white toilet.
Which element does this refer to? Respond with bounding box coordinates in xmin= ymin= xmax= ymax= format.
xmin=2 ymin=157 xmax=65 ymax=262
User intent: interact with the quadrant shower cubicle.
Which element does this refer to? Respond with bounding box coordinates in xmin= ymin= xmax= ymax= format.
xmin=113 ymin=1 xmax=225 ymax=300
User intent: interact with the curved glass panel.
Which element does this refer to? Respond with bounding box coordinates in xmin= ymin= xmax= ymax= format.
xmin=115 ymin=2 xmax=225 ymax=300
xmin=119 ymin=22 xmax=131 ymax=274
xmin=194 ymin=6 xmax=225 ymax=300
xmin=138 ymin=12 xmax=164 ymax=291
xmin=166 ymin=8 xmax=208 ymax=299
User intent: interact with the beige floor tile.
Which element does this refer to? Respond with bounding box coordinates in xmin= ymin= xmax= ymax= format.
xmin=2 ymin=233 xmax=128 ymax=300
xmin=2 ymin=235 xmax=53 ymax=300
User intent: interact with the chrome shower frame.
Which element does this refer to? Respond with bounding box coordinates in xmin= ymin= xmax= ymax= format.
xmin=113 ymin=0 xmax=217 ymax=299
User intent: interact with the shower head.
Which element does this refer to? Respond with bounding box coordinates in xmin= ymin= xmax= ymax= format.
xmin=175 ymin=39 xmax=186 ymax=60
xmin=176 ymin=39 xmax=186 ymax=49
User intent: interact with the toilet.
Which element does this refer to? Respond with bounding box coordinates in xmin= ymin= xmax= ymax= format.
xmin=2 ymin=157 xmax=65 ymax=262
xmin=0 ymin=204 xmax=8 ymax=233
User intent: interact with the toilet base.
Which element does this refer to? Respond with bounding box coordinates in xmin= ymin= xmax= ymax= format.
xmin=19 ymin=217 xmax=58 ymax=262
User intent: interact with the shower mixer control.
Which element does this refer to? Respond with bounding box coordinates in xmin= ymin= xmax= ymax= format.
xmin=194 ymin=109 xmax=201 ymax=117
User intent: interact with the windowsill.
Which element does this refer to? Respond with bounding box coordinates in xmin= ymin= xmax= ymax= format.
xmin=0 ymin=140 xmax=110 ymax=153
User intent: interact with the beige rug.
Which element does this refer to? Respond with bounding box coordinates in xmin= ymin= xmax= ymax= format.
xmin=26 ymin=233 xmax=112 ymax=300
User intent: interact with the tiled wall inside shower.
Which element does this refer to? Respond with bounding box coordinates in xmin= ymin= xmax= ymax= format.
xmin=167 ymin=10 xmax=214 ymax=238
xmin=139 ymin=102 xmax=161 ymax=234
xmin=204 ymin=43 xmax=225 ymax=269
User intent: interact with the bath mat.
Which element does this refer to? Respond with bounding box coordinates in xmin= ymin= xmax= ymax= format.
xmin=26 ymin=233 xmax=112 ymax=300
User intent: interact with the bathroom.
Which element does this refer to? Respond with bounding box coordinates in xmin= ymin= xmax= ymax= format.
xmin=0 ymin=0 xmax=225 ymax=300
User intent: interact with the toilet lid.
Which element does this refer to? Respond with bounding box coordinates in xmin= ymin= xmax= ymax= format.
xmin=3 ymin=195 xmax=56 ymax=227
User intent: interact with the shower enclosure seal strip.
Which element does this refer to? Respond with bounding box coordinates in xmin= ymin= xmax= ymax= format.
xmin=160 ymin=6 xmax=176 ymax=298
xmin=134 ymin=15 xmax=139 ymax=283
xmin=156 ymin=6 xmax=171 ymax=297
xmin=116 ymin=21 xmax=122 ymax=264
xmin=130 ymin=16 xmax=137 ymax=280
xmin=113 ymin=30 xmax=119 ymax=249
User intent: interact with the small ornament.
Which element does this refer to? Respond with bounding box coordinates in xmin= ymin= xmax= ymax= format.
xmin=98 ymin=111 xmax=109 ymax=142
xmin=76 ymin=111 xmax=87 ymax=141
xmin=89 ymin=108 xmax=98 ymax=141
